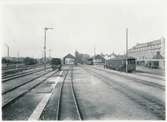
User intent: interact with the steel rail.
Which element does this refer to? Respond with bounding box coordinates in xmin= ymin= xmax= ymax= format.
xmin=2 ymin=70 xmax=52 ymax=95
xmin=2 ymin=70 xmax=59 ymax=109
xmin=2 ymin=64 xmax=46 ymax=76
xmin=70 ymin=66 xmax=83 ymax=120
xmin=2 ymin=67 xmax=51 ymax=82
xmin=56 ymin=66 xmax=83 ymax=120
xmin=56 ymin=70 xmax=69 ymax=120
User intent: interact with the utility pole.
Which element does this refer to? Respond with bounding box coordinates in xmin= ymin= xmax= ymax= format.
xmin=126 ymin=28 xmax=128 ymax=73
xmin=5 ymin=44 xmax=9 ymax=58
xmin=5 ymin=44 xmax=10 ymax=67
xmin=48 ymin=49 xmax=51 ymax=58
xmin=16 ymin=51 xmax=20 ymax=69
xmin=94 ymin=46 xmax=96 ymax=65
xmin=44 ymin=27 xmax=54 ymax=71
xmin=17 ymin=51 xmax=19 ymax=61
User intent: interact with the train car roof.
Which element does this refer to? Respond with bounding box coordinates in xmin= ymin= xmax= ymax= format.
xmin=107 ymin=56 xmax=136 ymax=60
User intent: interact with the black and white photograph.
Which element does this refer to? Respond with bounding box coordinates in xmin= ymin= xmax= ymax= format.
xmin=1 ymin=0 xmax=166 ymax=120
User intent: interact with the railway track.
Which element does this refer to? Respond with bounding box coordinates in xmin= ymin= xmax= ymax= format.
xmin=2 ymin=70 xmax=59 ymax=108
xmin=2 ymin=70 xmax=51 ymax=95
xmin=82 ymin=67 xmax=165 ymax=120
xmin=2 ymin=66 xmax=51 ymax=82
xmin=2 ymin=64 xmax=46 ymax=76
xmin=56 ymin=67 xmax=83 ymax=120
xmin=92 ymin=66 xmax=165 ymax=90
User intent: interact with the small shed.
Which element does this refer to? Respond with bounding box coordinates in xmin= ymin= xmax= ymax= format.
xmin=63 ymin=53 xmax=76 ymax=65
xmin=93 ymin=55 xmax=105 ymax=65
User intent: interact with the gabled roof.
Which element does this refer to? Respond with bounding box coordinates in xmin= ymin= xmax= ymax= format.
xmin=64 ymin=53 xmax=75 ymax=59
xmin=94 ymin=55 xmax=105 ymax=60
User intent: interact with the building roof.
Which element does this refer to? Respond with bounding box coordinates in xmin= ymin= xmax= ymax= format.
xmin=153 ymin=52 xmax=164 ymax=59
xmin=129 ymin=37 xmax=164 ymax=50
xmin=94 ymin=55 xmax=105 ymax=60
xmin=108 ymin=55 xmax=136 ymax=60
xmin=64 ymin=53 xmax=75 ymax=59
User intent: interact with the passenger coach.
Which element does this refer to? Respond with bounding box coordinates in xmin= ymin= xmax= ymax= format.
xmin=105 ymin=57 xmax=136 ymax=72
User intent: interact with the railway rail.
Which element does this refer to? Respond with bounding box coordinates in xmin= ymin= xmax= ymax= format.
xmin=2 ymin=69 xmax=53 ymax=95
xmin=2 ymin=66 xmax=51 ymax=82
xmin=56 ymin=67 xmax=83 ymax=120
xmin=2 ymin=63 xmax=42 ymax=70
xmin=82 ymin=66 xmax=165 ymax=120
xmin=2 ymin=69 xmax=58 ymax=108
xmin=2 ymin=64 xmax=48 ymax=76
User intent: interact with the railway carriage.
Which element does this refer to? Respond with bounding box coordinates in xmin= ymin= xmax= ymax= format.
xmin=50 ymin=58 xmax=62 ymax=71
xmin=87 ymin=58 xmax=93 ymax=65
xmin=105 ymin=57 xmax=136 ymax=72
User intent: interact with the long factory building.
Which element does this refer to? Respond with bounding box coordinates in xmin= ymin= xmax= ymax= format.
xmin=128 ymin=36 xmax=165 ymax=69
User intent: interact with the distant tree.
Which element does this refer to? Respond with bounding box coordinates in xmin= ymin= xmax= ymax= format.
xmin=2 ymin=58 xmax=11 ymax=64
xmin=23 ymin=57 xmax=37 ymax=65
xmin=2 ymin=58 xmax=7 ymax=64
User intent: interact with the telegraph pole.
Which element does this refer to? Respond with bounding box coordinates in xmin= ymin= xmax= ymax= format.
xmin=44 ymin=28 xmax=47 ymax=70
xmin=5 ymin=44 xmax=9 ymax=58
xmin=126 ymin=28 xmax=128 ymax=73
xmin=94 ymin=46 xmax=96 ymax=65
xmin=5 ymin=44 xmax=10 ymax=67
xmin=48 ymin=49 xmax=51 ymax=58
xmin=43 ymin=27 xmax=54 ymax=71
xmin=16 ymin=51 xmax=20 ymax=69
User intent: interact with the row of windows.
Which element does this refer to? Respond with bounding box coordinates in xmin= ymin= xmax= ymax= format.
xmin=128 ymin=59 xmax=135 ymax=64
xmin=130 ymin=43 xmax=161 ymax=52
xmin=136 ymin=41 xmax=161 ymax=48
xmin=129 ymin=51 xmax=160 ymax=56
xmin=129 ymin=47 xmax=161 ymax=53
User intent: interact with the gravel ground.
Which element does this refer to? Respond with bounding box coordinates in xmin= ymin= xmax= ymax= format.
xmin=59 ymin=71 xmax=79 ymax=120
xmin=2 ymin=69 xmax=51 ymax=94
xmin=73 ymin=66 xmax=164 ymax=120
xmin=2 ymin=70 xmax=56 ymax=108
xmin=40 ymin=82 xmax=62 ymax=120
xmin=2 ymin=93 xmax=44 ymax=120
xmin=91 ymin=65 xmax=165 ymax=102
xmin=40 ymin=66 xmax=68 ymax=120
xmin=40 ymin=66 xmax=80 ymax=120
xmin=2 ymin=69 xmax=59 ymax=120
xmin=94 ymin=65 xmax=165 ymax=86
xmin=2 ymin=65 xmax=165 ymax=120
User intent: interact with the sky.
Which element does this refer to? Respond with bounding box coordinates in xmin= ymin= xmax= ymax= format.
xmin=1 ymin=0 xmax=167 ymax=58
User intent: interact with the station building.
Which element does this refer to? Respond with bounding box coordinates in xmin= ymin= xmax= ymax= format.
xmin=102 ymin=52 xmax=117 ymax=60
xmin=93 ymin=55 xmax=105 ymax=65
xmin=63 ymin=53 xmax=76 ymax=65
xmin=128 ymin=37 xmax=165 ymax=69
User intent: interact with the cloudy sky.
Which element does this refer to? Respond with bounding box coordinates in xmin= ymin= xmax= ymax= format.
xmin=1 ymin=0 xmax=167 ymax=58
